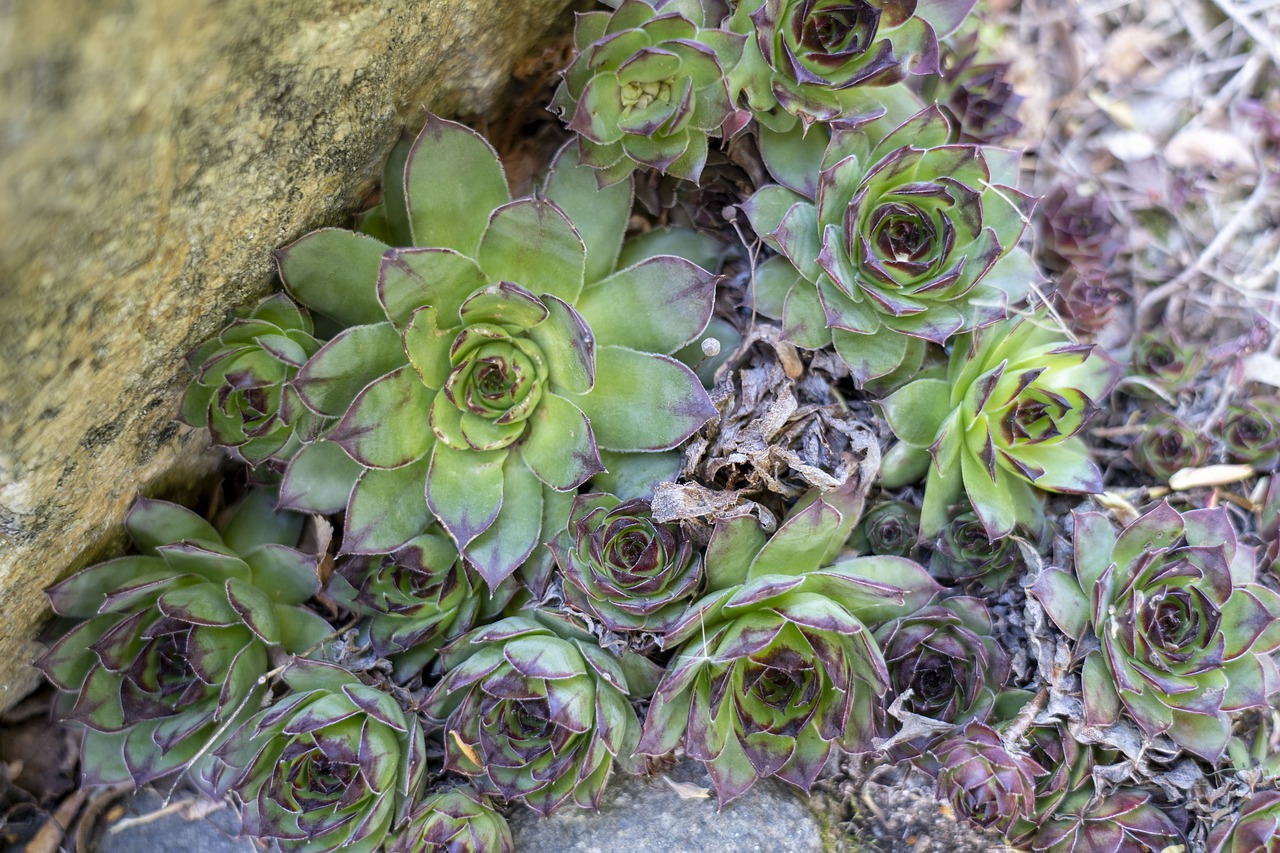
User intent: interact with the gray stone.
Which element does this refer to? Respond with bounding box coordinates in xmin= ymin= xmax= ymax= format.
xmin=95 ymin=790 xmax=253 ymax=853
xmin=510 ymin=760 xmax=826 ymax=853
xmin=0 ymin=0 xmax=575 ymax=709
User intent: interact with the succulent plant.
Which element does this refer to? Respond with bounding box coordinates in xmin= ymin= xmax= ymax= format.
xmin=328 ymin=528 xmax=515 ymax=678
xmin=1130 ymin=333 xmax=1205 ymax=393
xmin=637 ymin=490 xmax=940 ymax=803
xmin=742 ymin=107 xmax=1035 ymax=384
xmin=202 ymin=660 xmax=425 ymax=853
xmin=552 ymin=0 xmax=747 ymax=186
xmin=1034 ymin=185 xmax=1121 ymax=277
xmin=1005 ymin=721 xmax=1099 ymax=845
xmin=929 ymin=509 xmax=1025 ymax=586
xmin=390 ymin=787 xmax=514 ymax=853
xmin=277 ymin=119 xmax=717 ymax=585
xmin=1218 ymin=398 xmax=1280 ymax=469
xmin=1031 ymin=504 xmax=1280 ymax=760
xmin=1052 ymin=269 xmax=1119 ymax=339
xmin=180 ymin=294 xmax=325 ymax=468
xmin=1032 ymin=789 xmax=1185 ymax=853
xmin=727 ymin=0 xmax=975 ymax=129
xmin=36 ymin=490 xmax=331 ymax=786
xmin=1129 ymin=412 xmax=1208 ymax=481
xmin=930 ymin=722 xmax=1044 ymax=835
xmin=881 ymin=313 xmax=1115 ymax=539
xmin=1207 ymin=790 xmax=1280 ymax=853
xmin=1263 ymin=475 xmax=1280 ymax=577
xmin=916 ymin=32 xmax=1024 ymax=145
xmin=423 ymin=612 xmax=660 ymax=816
xmin=875 ymin=596 xmax=1009 ymax=731
xmin=549 ymin=493 xmax=702 ymax=637
xmin=850 ymin=500 xmax=919 ymax=556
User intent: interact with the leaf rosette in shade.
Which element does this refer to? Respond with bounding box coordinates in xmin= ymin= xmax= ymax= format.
xmin=179 ymin=294 xmax=325 ymax=468
xmin=637 ymin=490 xmax=939 ymax=804
xmin=552 ymin=0 xmax=746 ymax=186
xmin=850 ymin=500 xmax=919 ymax=556
xmin=549 ymin=493 xmax=702 ymax=637
xmin=1032 ymin=789 xmax=1185 ymax=853
xmin=1129 ymin=412 xmax=1208 ymax=481
xmin=1207 ymin=790 xmax=1280 ymax=853
xmin=742 ymin=108 xmax=1035 ymax=384
xmin=1031 ymin=504 xmax=1280 ymax=760
xmin=1004 ymin=721 xmax=1102 ymax=845
xmin=276 ymin=117 xmax=717 ymax=586
xmin=929 ymin=722 xmax=1044 ymax=836
xmin=880 ymin=312 xmax=1116 ymax=539
xmin=929 ymin=509 xmax=1025 ymax=586
xmin=201 ymin=660 xmax=425 ymax=853
xmin=1218 ymin=398 xmax=1280 ymax=469
xmin=728 ymin=0 xmax=974 ymax=128
xmin=389 ymin=786 xmax=515 ymax=853
xmin=423 ymin=613 xmax=661 ymax=817
xmin=875 ymin=596 xmax=1009 ymax=740
xmin=328 ymin=528 xmax=515 ymax=679
xmin=1129 ymin=332 xmax=1205 ymax=394
xmin=36 ymin=490 xmax=332 ymax=786
xmin=916 ymin=32 xmax=1024 ymax=145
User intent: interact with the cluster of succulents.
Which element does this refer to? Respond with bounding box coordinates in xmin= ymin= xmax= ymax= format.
xmin=34 ymin=1 xmax=1280 ymax=852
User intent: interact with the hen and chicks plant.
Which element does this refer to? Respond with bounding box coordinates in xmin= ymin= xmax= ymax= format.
xmin=31 ymin=0 xmax=1280 ymax=851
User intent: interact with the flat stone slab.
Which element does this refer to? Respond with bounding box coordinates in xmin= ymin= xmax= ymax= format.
xmin=510 ymin=760 xmax=826 ymax=853
xmin=95 ymin=789 xmax=252 ymax=853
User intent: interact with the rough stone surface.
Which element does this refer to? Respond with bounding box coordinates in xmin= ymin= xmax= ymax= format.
xmin=94 ymin=790 xmax=253 ymax=853
xmin=509 ymin=760 xmax=827 ymax=853
xmin=0 ymin=0 xmax=575 ymax=709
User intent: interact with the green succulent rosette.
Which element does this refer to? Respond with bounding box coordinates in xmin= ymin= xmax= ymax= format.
xmin=36 ymin=490 xmax=332 ymax=786
xmin=552 ymin=0 xmax=747 ymax=186
xmin=549 ymin=493 xmax=703 ymax=637
xmin=179 ymin=294 xmax=325 ymax=467
xmin=728 ymin=0 xmax=975 ymax=129
xmin=201 ymin=659 xmax=426 ymax=853
xmin=1129 ymin=332 xmax=1205 ymax=394
xmin=1031 ymin=504 xmax=1280 ymax=761
xmin=637 ymin=489 xmax=939 ymax=803
xmin=881 ymin=312 xmax=1116 ymax=539
xmin=1032 ymin=789 xmax=1185 ymax=853
xmin=389 ymin=787 xmax=514 ymax=853
xmin=1219 ymin=398 xmax=1280 ymax=469
xmin=743 ymin=107 xmax=1034 ymax=385
xmin=850 ymin=499 xmax=919 ymax=556
xmin=1207 ymin=790 xmax=1280 ymax=853
xmin=1129 ymin=412 xmax=1207 ymax=481
xmin=423 ymin=612 xmax=660 ymax=816
xmin=328 ymin=528 xmax=516 ymax=679
xmin=276 ymin=117 xmax=717 ymax=586
xmin=929 ymin=509 xmax=1026 ymax=586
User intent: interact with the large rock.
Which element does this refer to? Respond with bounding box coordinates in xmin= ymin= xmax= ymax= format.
xmin=0 ymin=0 xmax=575 ymax=709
